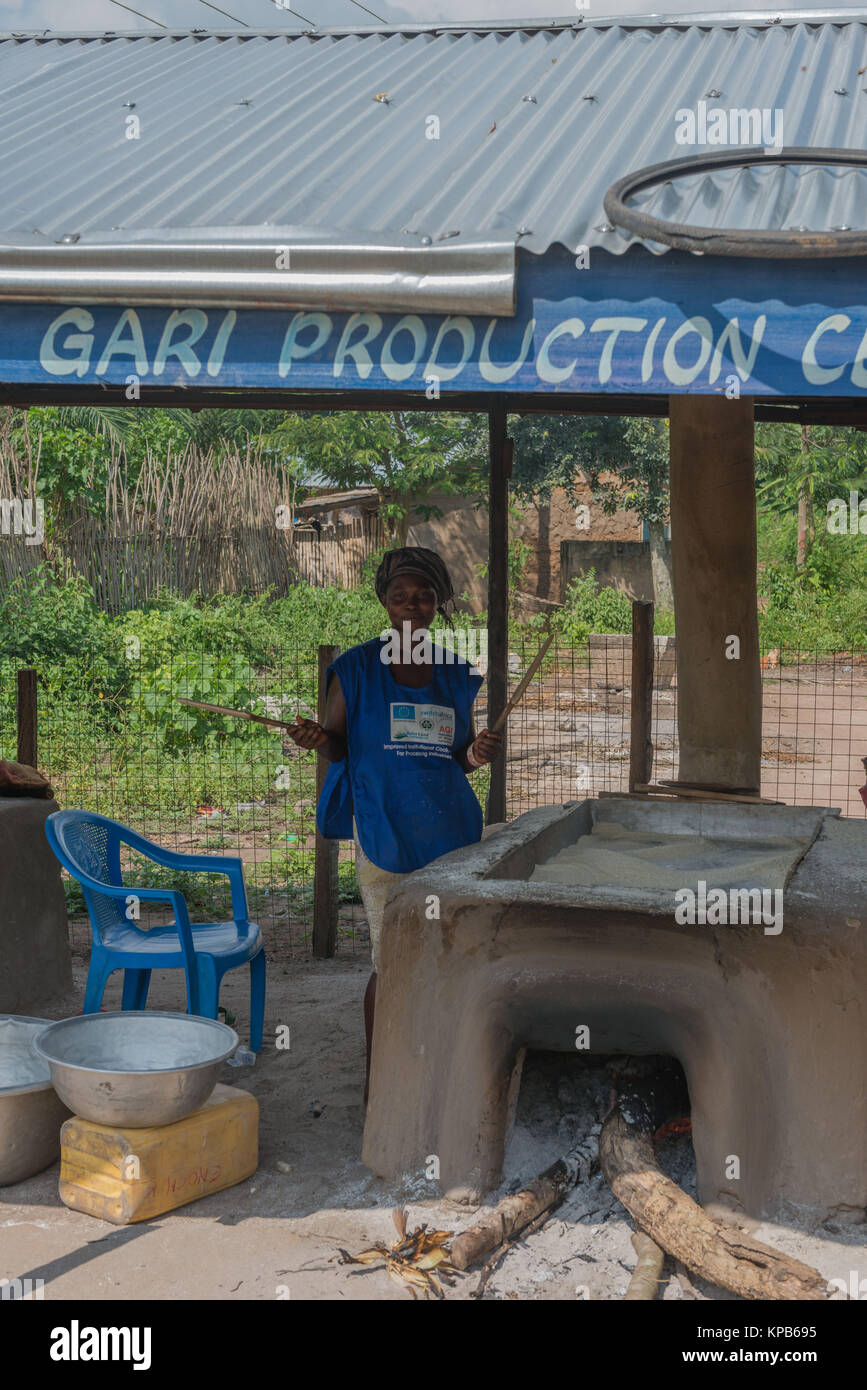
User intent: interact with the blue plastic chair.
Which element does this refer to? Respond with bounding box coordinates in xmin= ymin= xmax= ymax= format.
xmin=45 ymin=809 xmax=265 ymax=1051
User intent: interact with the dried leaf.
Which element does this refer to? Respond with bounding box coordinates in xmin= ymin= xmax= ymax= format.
xmin=413 ymin=1247 xmax=450 ymax=1270
xmin=420 ymin=1229 xmax=453 ymax=1248
xmin=386 ymin=1262 xmax=409 ymax=1289
xmin=392 ymin=1207 xmax=408 ymax=1240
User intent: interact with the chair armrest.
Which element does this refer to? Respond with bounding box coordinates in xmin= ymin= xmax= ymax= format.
xmin=116 ymin=828 xmax=250 ymax=924
xmin=77 ymin=876 xmax=201 ymax=1008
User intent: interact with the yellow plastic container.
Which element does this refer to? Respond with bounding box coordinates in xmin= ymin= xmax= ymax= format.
xmin=59 ymin=1083 xmax=258 ymax=1224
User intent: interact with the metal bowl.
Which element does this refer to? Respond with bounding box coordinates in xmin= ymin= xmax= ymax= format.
xmin=33 ymin=1011 xmax=239 ymax=1128
xmin=0 ymin=1014 xmax=72 ymax=1185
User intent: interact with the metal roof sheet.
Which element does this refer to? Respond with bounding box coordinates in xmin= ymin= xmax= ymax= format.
xmin=0 ymin=12 xmax=864 ymax=273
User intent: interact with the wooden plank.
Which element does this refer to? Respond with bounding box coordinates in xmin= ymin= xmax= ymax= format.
xmin=4 ymin=381 xmax=867 ymax=428
xmin=313 ymin=644 xmax=341 ymax=959
xmin=633 ymin=783 xmax=779 ymax=805
xmin=629 ymin=600 xmax=654 ymax=792
xmin=16 ymin=668 xmax=37 ymax=768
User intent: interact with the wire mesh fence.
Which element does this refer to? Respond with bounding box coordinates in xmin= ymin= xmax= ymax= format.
xmin=2 ymin=636 xmax=865 ymax=963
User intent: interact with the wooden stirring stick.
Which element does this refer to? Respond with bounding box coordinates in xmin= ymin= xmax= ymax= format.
xmin=176 ymin=697 xmax=298 ymax=731
xmin=178 ymin=619 xmax=556 ymax=739
xmin=490 ymin=618 xmax=555 ymax=733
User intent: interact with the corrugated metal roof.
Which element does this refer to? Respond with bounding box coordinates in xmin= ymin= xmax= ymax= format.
xmin=0 ymin=12 xmax=865 ymax=265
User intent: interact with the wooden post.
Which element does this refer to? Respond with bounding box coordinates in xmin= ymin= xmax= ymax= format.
xmin=486 ymin=408 xmax=510 ymax=825
xmin=669 ymin=395 xmax=761 ymax=792
xmin=629 ymin=601 xmax=654 ymax=792
xmin=313 ymin=644 xmax=340 ymax=959
xmin=16 ymin=668 xmax=37 ymax=768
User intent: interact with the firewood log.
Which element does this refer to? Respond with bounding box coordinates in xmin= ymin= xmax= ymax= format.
xmin=624 ymin=1230 xmax=665 ymax=1300
xmin=600 ymin=1110 xmax=829 ymax=1300
xmin=450 ymin=1134 xmax=598 ymax=1271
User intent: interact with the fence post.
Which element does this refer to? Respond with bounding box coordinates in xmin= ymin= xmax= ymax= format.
xmin=486 ymin=408 xmax=511 ymax=824
xmin=313 ymin=644 xmax=340 ymax=958
xmin=16 ymin=668 xmax=38 ymax=768
xmin=629 ymin=602 xmax=654 ymax=792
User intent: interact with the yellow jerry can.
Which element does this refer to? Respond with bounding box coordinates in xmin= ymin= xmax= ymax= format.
xmin=59 ymin=1083 xmax=258 ymax=1224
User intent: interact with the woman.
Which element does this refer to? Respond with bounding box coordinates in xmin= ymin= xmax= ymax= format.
xmin=287 ymin=545 xmax=503 ymax=1100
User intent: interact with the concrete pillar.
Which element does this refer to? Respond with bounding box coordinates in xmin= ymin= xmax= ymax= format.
xmin=669 ymin=395 xmax=761 ymax=792
xmin=0 ymin=797 xmax=72 ymax=1011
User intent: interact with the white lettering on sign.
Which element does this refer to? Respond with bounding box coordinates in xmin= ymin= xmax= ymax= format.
xmin=334 ymin=312 xmax=382 ymax=379
xmin=425 ymin=315 xmax=474 ymax=381
xmin=39 ymin=308 xmax=95 ymax=376
xmin=662 ymin=316 xmax=714 ymax=385
xmin=536 ymin=317 xmax=585 ymax=383
xmin=709 ymin=315 xmax=766 ymax=382
xmin=33 ymin=303 xmax=866 ymax=393
xmin=278 ymin=311 xmax=332 ymax=377
xmin=207 ymin=310 xmax=237 ymax=377
xmin=590 ymin=316 xmax=648 ymax=385
xmin=153 ymin=309 xmax=208 ymax=377
xmin=95 ymin=309 xmax=149 ymax=375
xmin=479 ymin=317 xmax=536 ymax=383
xmin=381 ymin=314 xmax=427 ymax=382
xmin=802 ymin=314 xmax=850 ymax=385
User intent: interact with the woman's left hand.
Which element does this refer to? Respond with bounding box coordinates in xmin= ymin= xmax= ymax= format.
xmin=472 ymin=728 xmax=503 ymax=764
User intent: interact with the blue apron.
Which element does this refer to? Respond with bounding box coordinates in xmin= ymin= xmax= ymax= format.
xmin=315 ymin=636 xmax=485 ymax=873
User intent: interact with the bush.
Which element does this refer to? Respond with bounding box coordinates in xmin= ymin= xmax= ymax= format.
xmin=758 ymin=561 xmax=867 ymax=651
xmin=0 ymin=563 xmax=110 ymax=665
xmin=553 ymin=570 xmax=632 ymax=639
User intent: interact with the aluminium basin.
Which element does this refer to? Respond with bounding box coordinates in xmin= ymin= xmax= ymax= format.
xmin=34 ymin=1011 xmax=239 ymax=1128
xmin=0 ymin=1014 xmax=71 ymax=1185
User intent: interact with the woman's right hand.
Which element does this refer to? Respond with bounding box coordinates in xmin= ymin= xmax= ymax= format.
xmin=287 ymin=715 xmax=330 ymax=749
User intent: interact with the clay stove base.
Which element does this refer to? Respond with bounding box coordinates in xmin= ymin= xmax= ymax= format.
xmin=362 ymin=798 xmax=867 ymax=1226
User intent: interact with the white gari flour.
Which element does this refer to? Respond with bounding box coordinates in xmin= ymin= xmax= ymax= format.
xmin=528 ymin=819 xmax=808 ymax=891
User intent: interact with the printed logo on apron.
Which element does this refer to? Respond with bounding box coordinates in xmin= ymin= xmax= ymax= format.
xmin=390 ymin=702 xmax=455 ymax=745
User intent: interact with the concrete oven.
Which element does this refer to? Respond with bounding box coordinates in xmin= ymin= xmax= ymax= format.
xmin=362 ymin=796 xmax=867 ymax=1227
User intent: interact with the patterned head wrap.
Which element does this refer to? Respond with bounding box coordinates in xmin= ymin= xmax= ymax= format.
xmin=374 ymin=546 xmax=456 ymax=625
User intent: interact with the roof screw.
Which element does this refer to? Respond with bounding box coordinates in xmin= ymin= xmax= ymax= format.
xmin=582 ymin=94 xmax=597 ymax=102
xmin=834 ymin=87 xmax=848 ymax=96
xmin=236 ymin=98 xmax=253 ymax=106
xmin=121 ymin=101 xmax=136 ymax=108
xmin=516 ymin=226 xmax=532 ymax=239
xmin=522 ymin=94 xmax=537 ymax=104
xmin=420 ymin=235 xmax=432 ymax=246
xmin=58 ymin=233 xmax=80 ymax=244
xmin=374 ymin=93 xmax=391 ymax=104
xmin=706 ymin=89 xmax=722 ymax=99
xmin=832 ymin=224 xmax=852 ymax=232
xmin=594 ymin=223 xmax=615 ymax=233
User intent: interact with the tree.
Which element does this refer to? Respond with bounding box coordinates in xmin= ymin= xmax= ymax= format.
xmin=261 ymin=410 xmax=488 ymax=545
xmin=755 ymin=423 xmax=867 ymax=568
xmin=509 ymin=413 xmax=672 ymax=608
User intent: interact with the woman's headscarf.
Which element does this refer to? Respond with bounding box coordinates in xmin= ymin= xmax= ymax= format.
xmin=375 ymin=546 xmax=456 ymax=626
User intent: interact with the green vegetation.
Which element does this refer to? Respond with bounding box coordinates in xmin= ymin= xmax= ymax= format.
xmin=5 ymin=406 xmax=867 ymax=935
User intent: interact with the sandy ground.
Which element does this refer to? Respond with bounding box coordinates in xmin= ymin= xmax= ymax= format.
xmin=2 ymin=949 xmax=865 ymax=1302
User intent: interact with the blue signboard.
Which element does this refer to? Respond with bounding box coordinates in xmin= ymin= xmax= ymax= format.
xmin=1 ymin=245 xmax=866 ymax=397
